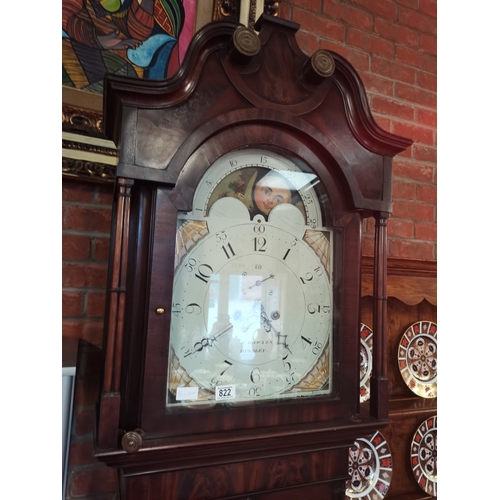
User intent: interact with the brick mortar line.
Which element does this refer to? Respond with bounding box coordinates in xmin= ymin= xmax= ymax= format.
xmin=372 ymin=115 xmax=437 ymax=132
xmin=306 ymin=31 xmax=436 ymax=60
xmin=295 ymin=3 xmax=437 ymax=26
xmin=366 ymin=88 xmax=436 ymax=107
xmin=389 ymin=235 xmax=436 ymax=242
xmin=392 ymin=176 xmax=437 ymax=183
xmin=393 ymin=157 xmax=438 ymax=165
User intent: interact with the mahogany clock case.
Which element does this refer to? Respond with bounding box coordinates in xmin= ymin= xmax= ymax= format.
xmin=94 ymin=14 xmax=412 ymax=497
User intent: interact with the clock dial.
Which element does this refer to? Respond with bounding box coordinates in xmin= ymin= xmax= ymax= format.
xmin=167 ymin=148 xmax=333 ymax=406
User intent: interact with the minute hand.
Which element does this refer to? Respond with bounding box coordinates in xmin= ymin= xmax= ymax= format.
xmin=248 ymin=274 xmax=275 ymax=289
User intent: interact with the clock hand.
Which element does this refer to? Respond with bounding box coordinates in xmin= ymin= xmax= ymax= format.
xmin=260 ymin=304 xmax=292 ymax=354
xmin=260 ymin=309 xmax=272 ymax=333
xmin=183 ymin=323 xmax=233 ymax=357
xmin=248 ymin=274 xmax=275 ymax=289
xmin=241 ymin=304 xmax=275 ymax=334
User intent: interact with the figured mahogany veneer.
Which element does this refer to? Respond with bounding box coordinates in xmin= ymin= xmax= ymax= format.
xmin=95 ymin=14 xmax=412 ymax=499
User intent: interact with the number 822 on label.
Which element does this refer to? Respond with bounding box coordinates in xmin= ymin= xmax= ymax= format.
xmin=216 ymin=384 xmax=236 ymax=401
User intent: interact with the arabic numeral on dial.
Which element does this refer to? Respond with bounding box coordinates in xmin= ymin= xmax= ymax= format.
xmin=301 ymin=267 xmax=323 ymax=284
xmin=249 ymin=368 xmax=262 ymax=397
xmin=282 ymin=354 xmax=292 ymax=372
xmin=215 ymin=231 xmax=227 ymax=243
xmin=220 ymin=360 xmax=233 ymax=376
xmin=188 ymin=338 xmax=210 ymax=356
xmin=173 ymin=302 xmax=201 ymax=316
xmin=300 ymin=272 xmax=313 ymax=284
xmin=260 ymin=156 xmax=268 ymax=164
xmin=312 ymin=342 xmax=323 ymax=355
xmin=250 ymin=367 xmax=261 ymax=384
xmin=308 ymin=218 xmax=317 ymax=228
xmin=210 ymin=363 xmax=233 ymax=388
xmin=185 ymin=303 xmax=202 ymax=315
xmin=249 ymin=387 xmax=262 ymax=397
xmin=307 ymin=303 xmax=330 ymax=314
xmin=300 ymin=336 xmax=323 ymax=355
xmin=184 ymin=258 xmax=196 ymax=272
xmin=307 ymin=303 xmax=320 ymax=314
xmin=253 ymin=236 xmax=267 ymax=252
xmin=229 ymin=159 xmax=237 ymax=167
xmin=172 ymin=303 xmax=182 ymax=316
xmin=253 ymin=223 xmax=265 ymax=234
xmin=195 ymin=263 xmax=214 ymax=283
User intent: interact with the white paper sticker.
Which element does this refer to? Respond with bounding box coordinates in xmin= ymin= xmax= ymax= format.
xmin=215 ymin=384 xmax=236 ymax=401
xmin=176 ymin=386 xmax=199 ymax=401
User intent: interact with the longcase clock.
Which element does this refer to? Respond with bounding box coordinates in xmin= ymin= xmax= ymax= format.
xmin=95 ymin=15 xmax=412 ymax=499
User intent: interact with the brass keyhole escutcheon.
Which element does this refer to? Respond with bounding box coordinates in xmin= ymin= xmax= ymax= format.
xmin=156 ymin=307 xmax=165 ymax=315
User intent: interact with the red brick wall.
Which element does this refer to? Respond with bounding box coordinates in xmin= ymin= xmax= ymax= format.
xmin=281 ymin=0 xmax=437 ymax=262
xmin=62 ymin=179 xmax=113 ymax=345
xmin=62 ymin=2 xmax=436 ymax=498
xmin=63 ymin=179 xmax=116 ymax=499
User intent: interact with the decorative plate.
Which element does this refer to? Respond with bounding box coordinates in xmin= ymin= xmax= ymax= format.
xmin=359 ymin=323 xmax=373 ymax=403
xmin=398 ymin=320 xmax=437 ymax=398
xmin=345 ymin=430 xmax=393 ymax=500
xmin=411 ymin=415 xmax=437 ymax=497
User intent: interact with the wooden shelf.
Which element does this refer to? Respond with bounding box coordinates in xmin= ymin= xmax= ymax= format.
xmin=362 ymin=257 xmax=437 ymax=306
xmin=359 ymin=259 xmax=437 ymax=499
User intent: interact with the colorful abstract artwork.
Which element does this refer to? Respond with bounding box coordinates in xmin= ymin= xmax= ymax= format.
xmin=62 ymin=0 xmax=197 ymax=94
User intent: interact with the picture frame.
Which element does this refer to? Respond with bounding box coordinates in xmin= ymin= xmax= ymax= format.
xmin=62 ymin=1 xmax=280 ymax=183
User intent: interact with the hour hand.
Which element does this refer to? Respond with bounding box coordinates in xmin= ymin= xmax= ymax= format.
xmin=183 ymin=323 xmax=233 ymax=357
xmin=260 ymin=304 xmax=291 ymax=353
xmin=260 ymin=308 xmax=272 ymax=332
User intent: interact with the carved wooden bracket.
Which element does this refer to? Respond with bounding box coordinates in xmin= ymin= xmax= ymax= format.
xmin=362 ymin=256 xmax=437 ymax=305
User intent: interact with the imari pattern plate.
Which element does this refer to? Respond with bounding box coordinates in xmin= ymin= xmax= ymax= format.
xmin=398 ymin=320 xmax=437 ymax=398
xmin=345 ymin=430 xmax=393 ymax=499
xmin=411 ymin=415 xmax=437 ymax=497
xmin=359 ymin=323 xmax=373 ymax=403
